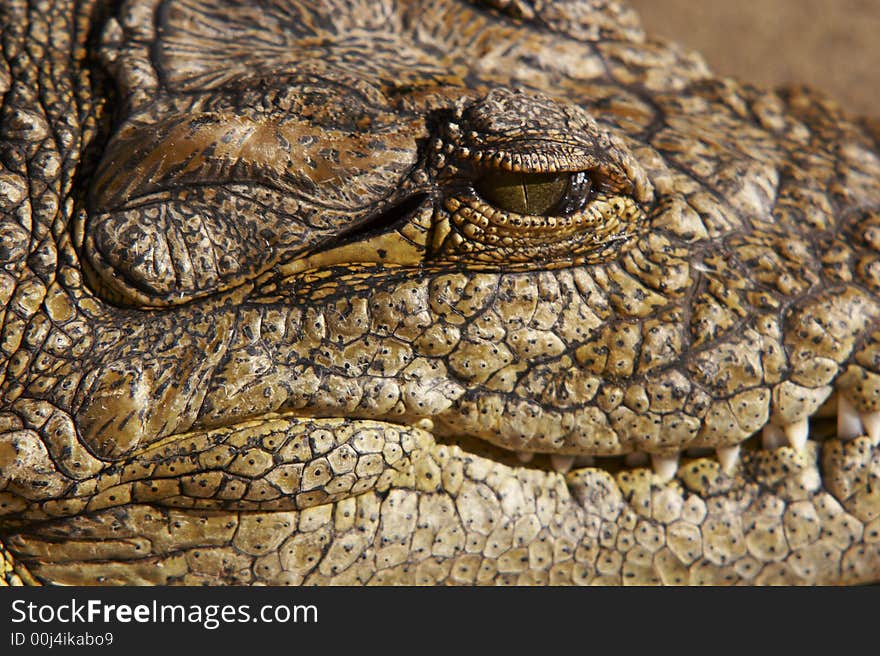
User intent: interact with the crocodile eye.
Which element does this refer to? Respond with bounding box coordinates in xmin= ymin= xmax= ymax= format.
xmin=475 ymin=170 xmax=593 ymax=216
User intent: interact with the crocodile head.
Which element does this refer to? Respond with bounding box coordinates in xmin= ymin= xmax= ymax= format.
xmin=2 ymin=0 xmax=880 ymax=585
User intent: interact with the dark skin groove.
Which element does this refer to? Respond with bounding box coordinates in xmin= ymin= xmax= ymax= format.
xmin=1 ymin=0 xmax=880 ymax=586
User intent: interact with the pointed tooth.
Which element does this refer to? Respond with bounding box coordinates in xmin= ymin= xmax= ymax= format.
xmin=574 ymin=455 xmax=595 ymax=467
xmin=651 ymin=454 xmax=679 ymax=482
xmin=550 ymin=455 xmax=574 ymax=473
xmin=838 ymin=395 xmax=864 ymax=440
xmin=762 ymin=424 xmax=786 ymax=450
xmin=516 ymin=451 xmax=534 ymax=464
xmin=783 ymin=417 xmax=809 ymax=452
xmin=414 ymin=418 xmax=435 ymax=432
xmin=859 ymin=411 xmax=880 ymax=446
xmin=716 ymin=445 xmax=740 ymax=474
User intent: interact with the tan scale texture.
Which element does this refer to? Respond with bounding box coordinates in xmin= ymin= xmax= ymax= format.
xmin=3 ymin=0 xmax=880 ymax=585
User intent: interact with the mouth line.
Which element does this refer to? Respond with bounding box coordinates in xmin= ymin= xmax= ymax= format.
xmin=183 ymin=386 xmax=879 ymax=489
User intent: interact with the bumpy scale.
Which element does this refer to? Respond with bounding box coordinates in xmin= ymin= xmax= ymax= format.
xmin=2 ymin=0 xmax=880 ymax=585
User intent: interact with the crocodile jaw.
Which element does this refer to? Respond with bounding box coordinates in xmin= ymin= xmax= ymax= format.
xmin=2 ymin=408 xmax=879 ymax=585
xmin=4 ymin=0 xmax=880 ymax=586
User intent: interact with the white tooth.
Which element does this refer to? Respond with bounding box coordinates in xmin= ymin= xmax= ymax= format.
xmin=651 ymin=454 xmax=679 ymax=482
xmin=838 ymin=395 xmax=864 ymax=440
xmin=624 ymin=451 xmax=649 ymax=467
xmin=516 ymin=452 xmax=535 ymax=464
xmin=783 ymin=417 xmax=809 ymax=452
xmin=761 ymin=424 xmax=786 ymax=450
xmin=414 ymin=418 xmax=435 ymax=432
xmin=574 ymin=455 xmax=595 ymax=467
xmin=716 ymin=445 xmax=740 ymax=474
xmin=859 ymin=411 xmax=880 ymax=446
xmin=550 ymin=455 xmax=574 ymax=473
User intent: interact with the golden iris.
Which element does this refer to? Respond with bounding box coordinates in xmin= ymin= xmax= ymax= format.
xmin=476 ymin=171 xmax=590 ymax=216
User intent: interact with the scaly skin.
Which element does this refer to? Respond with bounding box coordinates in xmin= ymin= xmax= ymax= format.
xmin=2 ymin=0 xmax=880 ymax=585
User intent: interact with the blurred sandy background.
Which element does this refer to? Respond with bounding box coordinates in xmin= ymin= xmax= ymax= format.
xmin=627 ymin=0 xmax=880 ymax=117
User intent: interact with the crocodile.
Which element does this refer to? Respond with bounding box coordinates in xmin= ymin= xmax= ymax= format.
xmin=2 ymin=0 xmax=880 ymax=586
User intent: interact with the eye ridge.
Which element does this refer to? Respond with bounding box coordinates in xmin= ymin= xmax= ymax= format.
xmin=475 ymin=170 xmax=595 ymax=217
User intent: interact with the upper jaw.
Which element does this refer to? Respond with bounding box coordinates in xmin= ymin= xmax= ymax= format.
xmin=495 ymin=389 xmax=880 ymax=480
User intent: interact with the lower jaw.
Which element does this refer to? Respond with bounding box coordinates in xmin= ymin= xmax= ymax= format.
xmin=4 ymin=393 xmax=880 ymax=584
xmin=5 ymin=429 xmax=879 ymax=585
